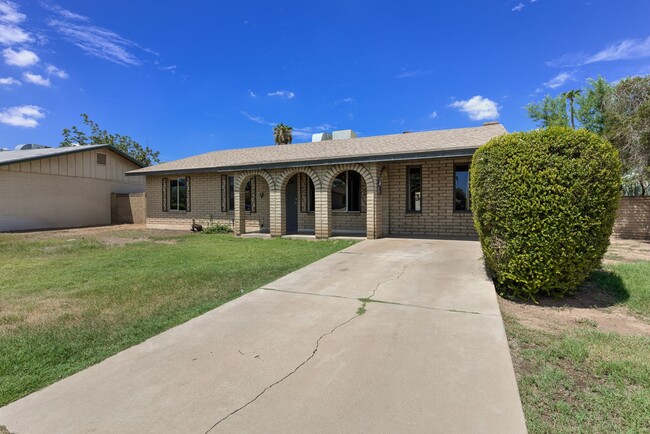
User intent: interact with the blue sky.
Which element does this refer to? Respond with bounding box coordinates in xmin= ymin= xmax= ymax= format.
xmin=1 ymin=0 xmax=649 ymax=161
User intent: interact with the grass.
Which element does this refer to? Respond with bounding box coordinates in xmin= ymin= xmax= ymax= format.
xmin=0 ymin=231 xmax=355 ymax=406
xmin=504 ymin=260 xmax=650 ymax=433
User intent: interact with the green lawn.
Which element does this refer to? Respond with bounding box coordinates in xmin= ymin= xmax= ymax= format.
xmin=0 ymin=230 xmax=355 ymax=406
xmin=504 ymin=260 xmax=650 ymax=433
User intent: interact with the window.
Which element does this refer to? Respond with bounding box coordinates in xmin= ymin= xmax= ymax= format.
xmin=407 ymin=166 xmax=422 ymax=212
xmin=454 ymin=165 xmax=470 ymax=212
xmin=306 ymin=177 xmax=315 ymax=212
xmin=331 ymin=171 xmax=362 ymax=212
xmin=96 ymin=153 xmax=106 ymax=165
xmin=170 ymin=178 xmax=187 ymax=211
xmin=224 ymin=175 xmax=254 ymax=212
xmin=228 ymin=176 xmax=235 ymax=211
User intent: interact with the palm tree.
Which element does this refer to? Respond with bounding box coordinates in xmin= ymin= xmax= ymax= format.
xmin=273 ymin=123 xmax=293 ymax=145
xmin=562 ymin=89 xmax=582 ymax=129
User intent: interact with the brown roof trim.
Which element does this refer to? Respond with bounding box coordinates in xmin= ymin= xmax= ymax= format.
xmin=125 ymin=147 xmax=477 ymax=176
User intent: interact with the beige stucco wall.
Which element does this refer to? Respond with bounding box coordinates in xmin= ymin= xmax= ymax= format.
xmin=0 ymin=148 xmax=144 ymax=231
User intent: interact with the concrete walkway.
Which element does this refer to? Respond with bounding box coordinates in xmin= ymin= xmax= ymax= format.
xmin=0 ymin=238 xmax=527 ymax=433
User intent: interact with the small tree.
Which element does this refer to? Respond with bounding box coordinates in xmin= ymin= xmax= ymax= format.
xmin=576 ymin=76 xmax=611 ymax=135
xmin=273 ymin=123 xmax=293 ymax=145
xmin=61 ymin=114 xmax=160 ymax=166
xmin=525 ymin=95 xmax=569 ymax=128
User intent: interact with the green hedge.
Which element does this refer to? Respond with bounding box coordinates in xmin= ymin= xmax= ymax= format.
xmin=470 ymin=127 xmax=621 ymax=299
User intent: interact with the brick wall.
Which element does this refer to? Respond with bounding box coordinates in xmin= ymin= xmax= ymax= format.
xmin=385 ymin=158 xmax=476 ymax=238
xmin=613 ymin=197 xmax=650 ymax=240
xmin=111 ymin=192 xmax=146 ymax=224
xmin=146 ymin=173 xmax=270 ymax=231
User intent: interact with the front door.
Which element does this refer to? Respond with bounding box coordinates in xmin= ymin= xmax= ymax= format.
xmin=286 ymin=176 xmax=298 ymax=233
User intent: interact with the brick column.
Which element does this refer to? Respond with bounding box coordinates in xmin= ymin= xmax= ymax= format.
xmin=366 ymin=163 xmax=383 ymax=240
xmin=268 ymin=188 xmax=283 ymax=237
xmin=233 ymin=188 xmax=246 ymax=235
xmin=315 ymin=187 xmax=331 ymax=239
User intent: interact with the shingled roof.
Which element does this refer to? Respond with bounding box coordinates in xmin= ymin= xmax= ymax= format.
xmin=0 ymin=144 xmax=145 ymax=168
xmin=127 ymin=123 xmax=507 ymax=176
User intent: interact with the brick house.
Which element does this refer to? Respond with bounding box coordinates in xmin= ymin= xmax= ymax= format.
xmin=127 ymin=123 xmax=507 ymax=239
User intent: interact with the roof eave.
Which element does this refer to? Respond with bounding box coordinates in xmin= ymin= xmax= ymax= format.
xmin=125 ymin=147 xmax=478 ymax=177
xmin=0 ymin=144 xmax=146 ymax=168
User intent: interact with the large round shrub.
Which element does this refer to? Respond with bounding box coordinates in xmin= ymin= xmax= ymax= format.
xmin=470 ymin=127 xmax=621 ymax=299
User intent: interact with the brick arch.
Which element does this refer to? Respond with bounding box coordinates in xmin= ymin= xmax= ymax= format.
xmin=277 ymin=166 xmax=321 ymax=189
xmin=323 ymin=163 xmax=375 ymax=190
xmin=235 ymin=169 xmax=274 ymax=192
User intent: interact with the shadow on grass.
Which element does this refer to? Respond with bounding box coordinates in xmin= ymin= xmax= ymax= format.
xmin=498 ymin=269 xmax=629 ymax=309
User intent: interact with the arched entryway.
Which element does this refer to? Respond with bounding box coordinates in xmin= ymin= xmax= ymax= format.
xmin=234 ymin=171 xmax=273 ymax=235
xmin=280 ymin=169 xmax=320 ymax=235
xmin=328 ymin=169 xmax=368 ymax=236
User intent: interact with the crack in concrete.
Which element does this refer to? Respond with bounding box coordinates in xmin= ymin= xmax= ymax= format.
xmin=204 ymin=312 xmax=361 ymax=433
xmin=366 ymin=257 xmax=422 ymax=300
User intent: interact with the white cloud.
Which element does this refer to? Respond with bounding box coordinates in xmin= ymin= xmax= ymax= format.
xmin=430 ymin=111 xmax=438 ymax=119
xmin=23 ymin=72 xmax=50 ymax=86
xmin=0 ymin=1 xmax=31 ymax=45
xmin=248 ymin=89 xmax=257 ymax=97
xmin=0 ymin=1 xmax=25 ymax=24
xmin=0 ymin=104 xmax=45 ymax=127
xmin=240 ymin=111 xmax=274 ymax=126
xmin=449 ymin=96 xmax=499 ymax=121
xmin=46 ymin=64 xmax=68 ymax=78
xmin=267 ymin=90 xmax=295 ymax=99
xmin=396 ymin=69 xmax=433 ymax=79
xmin=544 ymin=71 xmax=575 ymax=89
xmin=39 ymin=2 xmax=89 ymax=21
xmin=334 ymin=97 xmax=354 ymax=104
xmin=549 ymin=35 xmax=650 ymax=67
xmin=3 ymin=47 xmax=39 ymax=66
xmin=512 ymin=3 xmax=525 ymax=12
xmin=0 ymin=76 xmax=19 ymax=85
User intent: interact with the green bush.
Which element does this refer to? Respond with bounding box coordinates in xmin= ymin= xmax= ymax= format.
xmin=202 ymin=222 xmax=233 ymax=234
xmin=470 ymin=127 xmax=621 ymax=299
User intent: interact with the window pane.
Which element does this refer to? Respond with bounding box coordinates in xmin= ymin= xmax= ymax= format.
xmin=170 ymin=179 xmax=179 ymax=210
xmin=228 ymin=176 xmax=235 ymax=211
xmin=331 ymin=172 xmax=347 ymax=211
xmin=408 ymin=167 xmax=422 ymax=212
xmin=308 ymin=178 xmax=315 ymax=212
xmin=348 ymin=171 xmax=361 ymax=211
xmin=245 ymin=180 xmax=252 ymax=212
xmin=454 ymin=165 xmax=470 ymax=211
xmin=178 ymin=178 xmax=187 ymax=211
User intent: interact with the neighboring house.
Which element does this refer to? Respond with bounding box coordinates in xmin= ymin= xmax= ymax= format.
xmin=127 ymin=123 xmax=507 ymax=239
xmin=0 ymin=145 xmax=145 ymax=231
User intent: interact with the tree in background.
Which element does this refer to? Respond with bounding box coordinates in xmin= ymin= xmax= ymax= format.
xmin=525 ymin=95 xmax=569 ymax=128
xmin=61 ymin=114 xmax=160 ymax=167
xmin=561 ymin=89 xmax=581 ymax=129
xmin=273 ymin=123 xmax=293 ymax=145
xmin=576 ymin=76 xmax=611 ymax=135
xmin=603 ymin=76 xmax=650 ymax=195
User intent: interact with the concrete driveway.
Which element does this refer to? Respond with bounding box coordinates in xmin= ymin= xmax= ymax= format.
xmin=0 ymin=238 xmax=526 ymax=433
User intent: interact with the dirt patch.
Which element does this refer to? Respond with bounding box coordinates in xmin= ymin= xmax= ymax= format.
xmin=500 ymin=296 xmax=650 ymax=336
xmin=605 ymin=238 xmax=650 ymax=264
xmin=100 ymin=237 xmax=151 ymax=246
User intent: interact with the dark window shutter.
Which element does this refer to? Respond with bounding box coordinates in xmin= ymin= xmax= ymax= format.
xmin=162 ymin=178 xmax=167 ymax=212
xmin=221 ymin=175 xmax=227 ymax=212
xmin=185 ymin=176 xmax=191 ymax=212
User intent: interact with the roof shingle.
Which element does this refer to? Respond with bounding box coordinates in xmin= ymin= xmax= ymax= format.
xmin=127 ymin=123 xmax=507 ymax=175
